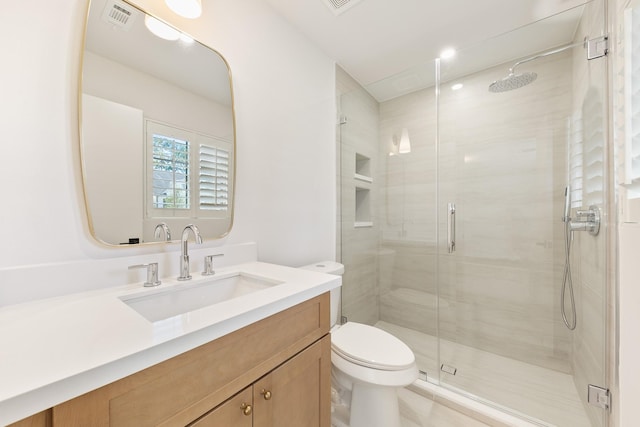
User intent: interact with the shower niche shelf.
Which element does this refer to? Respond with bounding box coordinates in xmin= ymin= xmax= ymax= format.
xmin=354 ymin=153 xmax=373 ymax=228
xmin=355 ymin=186 xmax=372 ymax=228
xmin=355 ymin=153 xmax=372 ymax=183
xmin=354 ymin=173 xmax=373 ymax=183
xmin=354 ymin=221 xmax=373 ymax=228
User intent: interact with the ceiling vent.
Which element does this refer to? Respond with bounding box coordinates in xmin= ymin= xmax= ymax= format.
xmin=321 ymin=0 xmax=364 ymax=16
xmin=101 ymin=0 xmax=137 ymax=31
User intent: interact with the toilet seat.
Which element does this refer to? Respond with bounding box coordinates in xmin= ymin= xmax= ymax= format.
xmin=331 ymin=322 xmax=415 ymax=371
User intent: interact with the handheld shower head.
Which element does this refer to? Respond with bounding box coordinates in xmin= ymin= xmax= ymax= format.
xmin=562 ymin=185 xmax=571 ymax=222
xmin=488 ymin=71 xmax=537 ymax=93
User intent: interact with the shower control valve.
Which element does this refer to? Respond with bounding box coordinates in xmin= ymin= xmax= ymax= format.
xmin=569 ymin=205 xmax=600 ymax=236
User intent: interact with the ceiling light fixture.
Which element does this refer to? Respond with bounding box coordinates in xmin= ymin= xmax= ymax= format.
xmin=144 ymin=15 xmax=180 ymax=40
xmin=451 ymin=83 xmax=463 ymax=91
xmin=165 ymin=0 xmax=202 ymax=19
xmin=439 ymin=48 xmax=456 ymax=60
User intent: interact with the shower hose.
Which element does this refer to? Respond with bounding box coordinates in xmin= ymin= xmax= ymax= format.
xmin=561 ymin=220 xmax=577 ymax=330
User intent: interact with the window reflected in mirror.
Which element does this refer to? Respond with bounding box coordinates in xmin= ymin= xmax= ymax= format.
xmin=146 ymin=120 xmax=230 ymax=217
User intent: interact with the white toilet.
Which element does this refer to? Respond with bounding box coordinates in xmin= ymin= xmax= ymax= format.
xmin=301 ymin=262 xmax=418 ymax=427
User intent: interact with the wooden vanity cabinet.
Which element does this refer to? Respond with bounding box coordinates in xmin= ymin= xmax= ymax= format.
xmin=192 ymin=335 xmax=330 ymax=427
xmin=47 ymin=293 xmax=330 ymax=427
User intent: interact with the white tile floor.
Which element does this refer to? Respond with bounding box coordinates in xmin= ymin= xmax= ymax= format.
xmin=376 ymin=321 xmax=592 ymax=427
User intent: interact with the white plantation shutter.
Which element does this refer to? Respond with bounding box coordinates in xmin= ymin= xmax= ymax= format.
xmin=582 ymin=87 xmax=605 ymax=207
xmin=624 ymin=4 xmax=640 ymax=198
xmin=199 ymin=144 xmax=229 ymax=211
xmin=569 ymin=89 xmax=604 ymax=210
xmin=569 ymin=112 xmax=584 ymax=208
xmin=146 ymin=120 xmax=231 ymax=218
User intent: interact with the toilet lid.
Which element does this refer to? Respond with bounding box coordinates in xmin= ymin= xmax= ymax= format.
xmin=331 ymin=322 xmax=415 ymax=371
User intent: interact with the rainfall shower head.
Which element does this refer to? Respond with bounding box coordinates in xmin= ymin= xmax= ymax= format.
xmin=488 ymin=71 xmax=538 ymax=93
xmin=488 ymin=40 xmax=587 ymax=93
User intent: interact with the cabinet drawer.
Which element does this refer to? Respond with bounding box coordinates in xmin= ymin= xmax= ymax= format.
xmin=53 ymin=293 xmax=329 ymax=426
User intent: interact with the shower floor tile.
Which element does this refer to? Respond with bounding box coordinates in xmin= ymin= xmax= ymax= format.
xmin=376 ymin=321 xmax=592 ymax=427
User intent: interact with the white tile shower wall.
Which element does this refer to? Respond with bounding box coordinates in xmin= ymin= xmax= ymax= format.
xmin=380 ymin=88 xmax=438 ymax=245
xmin=377 ymin=85 xmax=439 ymax=338
xmin=378 ymin=242 xmax=439 ymax=336
xmin=337 ymin=66 xmax=380 ymax=325
xmin=618 ymin=225 xmax=640 ymax=427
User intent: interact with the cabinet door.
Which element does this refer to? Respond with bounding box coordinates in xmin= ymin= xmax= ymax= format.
xmin=253 ymin=335 xmax=331 ymax=427
xmin=7 ymin=410 xmax=51 ymax=427
xmin=189 ymin=386 xmax=253 ymax=427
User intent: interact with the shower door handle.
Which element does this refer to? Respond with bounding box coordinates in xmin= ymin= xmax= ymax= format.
xmin=447 ymin=203 xmax=456 ymax=253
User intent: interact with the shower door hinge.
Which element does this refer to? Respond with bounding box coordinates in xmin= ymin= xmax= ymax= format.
xmin=587 ymin=384 xmax=610 ymax=410
xmin=586 ymin=35 xmax=608 ymax=60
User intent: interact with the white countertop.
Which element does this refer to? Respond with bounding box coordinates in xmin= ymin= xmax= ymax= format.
xmin=0 ymin=261 xmax=341 ymax=425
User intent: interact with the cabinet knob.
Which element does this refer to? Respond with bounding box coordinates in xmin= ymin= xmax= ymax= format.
xmin=261 ymin=389 xmax=272 ymax=400
xmin=241 ymin=403 xmax=252 ymax=416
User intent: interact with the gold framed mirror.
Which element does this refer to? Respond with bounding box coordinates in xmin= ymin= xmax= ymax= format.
xmin=80 ymin=0 xmax=235 ymax=245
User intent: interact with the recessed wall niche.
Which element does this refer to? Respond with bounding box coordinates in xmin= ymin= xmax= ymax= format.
xmin=355 ymin=153 xmax=372 ymax=183
xmin=355 ymin=186 xmax=372 ymax=227
xmin=354 ymin=152 xmax=372 ymax=227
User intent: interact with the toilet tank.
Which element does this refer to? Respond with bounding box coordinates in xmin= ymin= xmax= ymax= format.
xmin=299 ymin=261 xmax=344 ymax=326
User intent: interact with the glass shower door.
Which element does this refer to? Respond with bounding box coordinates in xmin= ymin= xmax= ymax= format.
xmin=436 ymin=2 xmax=608 ymax=426
xmin=337 ymin=63 xmax=441 ymax=380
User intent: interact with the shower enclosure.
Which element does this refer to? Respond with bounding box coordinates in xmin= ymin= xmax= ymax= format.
xmin=336 ymin=1 xmax=609 ymax=426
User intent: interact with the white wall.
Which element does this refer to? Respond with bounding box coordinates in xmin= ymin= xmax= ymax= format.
xmin=611 ymin=0 xmax=640 ymax=424
xmin=0 ymin=0 xmax=336 ymax=305
xmin=83 ymin=95 xmax=144 ymax=244
xmin=83 ymin=51 xmax=234 ymax=140
xmin=619 ymin=224 xmax=640 ymax=427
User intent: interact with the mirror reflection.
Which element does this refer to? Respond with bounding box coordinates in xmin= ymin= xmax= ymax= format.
xmin=81 ymin=0 xmax=235 ymax=245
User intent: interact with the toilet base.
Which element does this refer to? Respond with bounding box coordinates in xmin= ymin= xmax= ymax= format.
xmin=349 ymin=382 xmax=401 ymax=427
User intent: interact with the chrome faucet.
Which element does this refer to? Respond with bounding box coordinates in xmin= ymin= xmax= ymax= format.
xmin=178 ymin=224 xmax=203 ymax=281
xmin=154 ymin=222 xmax=172 ymax=242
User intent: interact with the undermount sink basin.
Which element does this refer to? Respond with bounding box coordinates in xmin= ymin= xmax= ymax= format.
xmin=120 ymin=273 xmax=283 ymax=322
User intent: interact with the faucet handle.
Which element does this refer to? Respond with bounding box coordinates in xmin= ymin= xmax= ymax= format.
xmin=202 ymin=254 xmax=224 ymax=276
xmin=129 ymin=263 xmax=162 ymax=287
